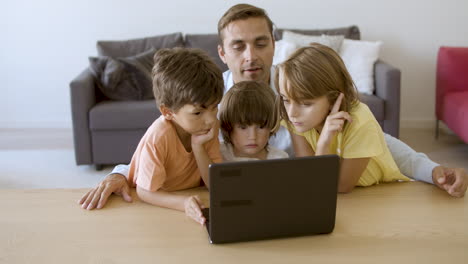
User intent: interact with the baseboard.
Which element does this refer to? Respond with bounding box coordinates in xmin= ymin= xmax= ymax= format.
xmin=0 ymin=121 xmax=71 ymax=129
xmin=400 ymin=119 xmax=434 ymax=129
xmin=0 ymin=127 xmax=72 ymax=134
xmin=400 ymin=119 xmax=455 ymax=134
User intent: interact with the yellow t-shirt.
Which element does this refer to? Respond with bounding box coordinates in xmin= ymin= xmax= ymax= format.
xmin=284 ymin=102 xmax=410 ymax=186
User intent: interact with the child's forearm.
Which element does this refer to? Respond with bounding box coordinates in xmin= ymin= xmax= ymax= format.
xmin=316 ymin=136 xmax=333 ymax=156
xmin=291 ymin=133 xmax=314 ymax=157
xmin=315 ymin=142 xmax=332 ymax=156
xmin=338 ymin=157 xmax=370 ymax=193
xmin=192 ymin=145 xmax=212 ymax=188
xmin=136 ymin=186 xmax=187 ymax=212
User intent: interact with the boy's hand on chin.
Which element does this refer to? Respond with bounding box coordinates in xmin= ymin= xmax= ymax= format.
xmin=191 ymin=123 xmax=218 ymax=147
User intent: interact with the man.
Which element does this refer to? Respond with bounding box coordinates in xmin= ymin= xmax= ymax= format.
xmin=79 ymin=4 xmax=467 ymax=210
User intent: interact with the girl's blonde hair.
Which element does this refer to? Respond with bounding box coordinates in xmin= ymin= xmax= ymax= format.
xmin=219 ymin=81 xmax=279 ymax=145
xmin=274 ymin=43 xmax=359 ymax=124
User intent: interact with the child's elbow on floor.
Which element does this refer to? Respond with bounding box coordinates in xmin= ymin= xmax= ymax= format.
xmin=136 ymin=186 xmax=149 ymax=200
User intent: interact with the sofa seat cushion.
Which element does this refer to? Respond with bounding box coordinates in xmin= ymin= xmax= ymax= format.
xmin=442 ymin=91 xmax=468 ymax=142
xmin=90 ymin=100 xmax=160 ymax=130
xmin=358 ymin=93 xmax=384 ymax=121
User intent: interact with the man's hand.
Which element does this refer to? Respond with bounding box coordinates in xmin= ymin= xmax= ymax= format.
xmin=184 ymin=195 xmax=206 ymax=225
xmin=78 ymin=173 xmax=132 ymax=210
xmin=432 ymin=166 xmax=468 ymax=198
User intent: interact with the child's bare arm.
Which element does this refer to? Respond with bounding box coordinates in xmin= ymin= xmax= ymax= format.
xmin=338 ymin=158 xmax=370 ymax=193
xmin=316 ymin=94 xmax=352 ymax=155
xmin=192 ymin=145 xmax=212 ymax=187
xmin=136 ymin=186 xmax=206 ymax=225
xmin=290 ymin=133 xmax=315 ymax=157
xmin=191 ymin=124 xmax=218 ymax=188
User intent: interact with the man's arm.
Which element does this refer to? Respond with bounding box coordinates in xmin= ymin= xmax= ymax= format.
xmin=111 ymin=164 xmax=130 ymax=177
xmin=384 ymin=133 xmax=438 ymax=183
xmin=384 ymin=133 xmax=467 ymax=197
xmin=78 ymin=164 xmax=132 ymax=210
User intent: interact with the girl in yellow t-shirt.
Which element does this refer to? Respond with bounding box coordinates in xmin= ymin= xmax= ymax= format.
xmin=275 ymin=43 xmax=409 ymax=193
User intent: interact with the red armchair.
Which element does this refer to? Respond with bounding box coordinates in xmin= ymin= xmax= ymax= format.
xmin=435 ymin=46 xmax=468 ymax=143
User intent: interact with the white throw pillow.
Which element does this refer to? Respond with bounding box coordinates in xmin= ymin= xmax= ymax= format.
xmin=282 ymin=30 xmax=344 ymax=52
xmin=339 ymin=39 xmax=382 ymax=95
xmin=273 ymin=39 xmax=299 ymax=65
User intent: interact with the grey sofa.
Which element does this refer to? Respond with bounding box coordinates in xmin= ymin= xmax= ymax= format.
xmin=70 ymin=25 xmax=400 ymax=169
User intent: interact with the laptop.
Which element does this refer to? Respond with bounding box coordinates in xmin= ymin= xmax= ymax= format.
xmin=202 ymin=155 xmax=340 ymax=244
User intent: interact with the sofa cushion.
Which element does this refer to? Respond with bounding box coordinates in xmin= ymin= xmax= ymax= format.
xmin=340 ymin=39 xmax=382 ymax=95
xmin=273 ymin=39 xmax=298 ymax=65
xmin=274 ymin=25 xmax=360 ymax=41
xmin=282 ymin=31 xmax=345 ymax=52
xmin=97 ymin=32 xmax=184 ymax=57
xmin=359 ymin=93 xmax=384 ymax=121
xmin=185 ymin=34 xmax=228 ymax=72
xmin=89 ymin=49 xmax=155 ymax=101
xmin=90 ymin=100 xmax=160 ymax=130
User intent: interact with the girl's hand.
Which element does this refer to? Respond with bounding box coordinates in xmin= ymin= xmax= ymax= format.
xmin=184 ymin=195 xmax=206 ymax=225
xmin=191 ymin=122 xmax=217 ymax=147
xmin=317 ymin=93 xmax=352 ymax=154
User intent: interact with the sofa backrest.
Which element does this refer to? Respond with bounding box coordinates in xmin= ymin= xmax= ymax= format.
xmin=97 ymin=32 xmax=184 ymax=58
xmin=94 ymin=25 xmax=360 ymax=78
xmin=184 ymin=34 xmax=228 ymax=72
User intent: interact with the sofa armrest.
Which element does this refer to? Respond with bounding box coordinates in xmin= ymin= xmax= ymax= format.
xmin=70 ymin=68 xmax=97 ymax=165
xmin=374 ymin=60 xmax=401 ymax=138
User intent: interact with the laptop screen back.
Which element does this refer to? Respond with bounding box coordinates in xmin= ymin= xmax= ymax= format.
xmin=206 ymin=155 xmax=339 ymax=243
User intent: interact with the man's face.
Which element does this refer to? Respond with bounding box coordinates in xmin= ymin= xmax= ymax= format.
xmin=218 ymin=17 xmax=275 ymax=84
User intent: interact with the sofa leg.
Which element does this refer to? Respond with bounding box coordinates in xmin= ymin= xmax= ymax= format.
xmin=435 ymin=120 xmax=439 ymax=140
xmin=95 ymin=164 xmax=104 ymax=171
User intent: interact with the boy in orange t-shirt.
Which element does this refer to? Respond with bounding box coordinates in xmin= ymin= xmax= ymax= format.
xmin=127 ymin=48 xmax=224 ymax=225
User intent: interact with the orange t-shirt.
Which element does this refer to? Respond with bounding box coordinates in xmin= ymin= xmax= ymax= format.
xmin=128 ymin=116 xmax=222 ymax=192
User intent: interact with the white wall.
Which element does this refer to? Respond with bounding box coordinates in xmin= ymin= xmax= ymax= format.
xmin=2 ymin=0 xmax=467 ymax=128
